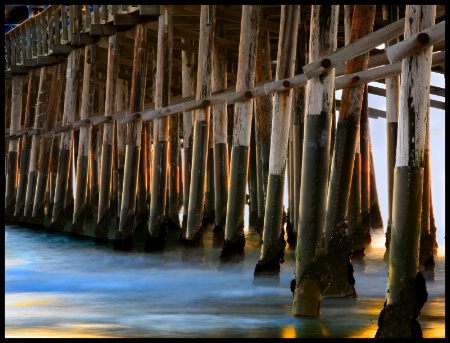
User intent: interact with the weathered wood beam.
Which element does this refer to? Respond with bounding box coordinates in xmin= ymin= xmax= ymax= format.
xmin=385 ymin=20 xmax=445 ymax=64
xmin=185 ymin=5 xmax=215 ymax=244
xmin=221 ymin=5 xmax=260 ymax=264
xmin=48 ymin=48 xmax=79 ymax=231
xmin=95 ymin=33 xmax=120 ymax=241
xmin=146 ymin=10 xmax=174 ymax=252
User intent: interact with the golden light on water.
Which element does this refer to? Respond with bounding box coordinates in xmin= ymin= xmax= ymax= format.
xmin=11 ymin=299 xmax=53 ymax=307
xmin=280 ymin=325 xmax=296 ymax=338
xmin=5 ymin=325 xmax=118 ymax=338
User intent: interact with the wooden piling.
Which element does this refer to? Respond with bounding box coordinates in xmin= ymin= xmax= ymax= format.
xmin=181 ymin=38 xmax=195 ymax=235
xmin=286 ymin=121 xmax=294 ymax=240
xmin=14 ymin=70 xmax=38 ymax=220
xmin=136 ymin=125 xmax=148 ymax=223
xmin=359 ymin=84 xmax=371 ymax=235
xmin=292 ymin=5 xmax=338 ymax=316
xmin=5 ymin=74 xmax=25 ymax=220
xmin=71 ymin=44 xmax=96 ymax=235
xmin=253 ymin=24 xmax=273 ymax=234
xmin=204 ymin=121 xmax=215 ymax=225
xmin=376 ymin=5 xmax=435 ymax=338
xmin=289 ymin=11 xmax=307 ymax=247
xmin=115 ymin=23 xmax=148 ymax=250
xmin=31 ymin=63 xmax=65 ymax=226
xmin=22 ymin=67 xmax=50 ymax=222
xmin=343 ymin=6 xmax=360 ymax=254
xmin=95 ymin=33 xmax=119 ymax=242
xmin=368 ymin=141 xmax=384 ymax=230
xmin=248 ymin=117 xmax=258 ymax=228
xmin=167 ymin=111 xmax=181 ymax=229
xmin=145 ymin=12 xmax=172 ymax=252
xmin=221 ymin=5 xmax=259 ymax=264
xmin=46 ymin=136 xmax=60 ymax=224
xmin=49 ymin=49 xmax=79 ymax=231
xmin=115 ymin=78 xmax=127 ymax=225
xmin=382 ymin=5 xmax=400 ymax=261
xmin=419 ymin=117 xmax=436 ymax=276
xmin=211 ymin=22 xmax=229 ymax=243
xmin=254 ymin=5 xmax=298 ymax=279
xmin=323 ymin=5 xmax=376 ymax=298
xmin=185 ymin=5 xmax=215 ymax=245
xmin=348 ymin=83 xmax=368 ymax=255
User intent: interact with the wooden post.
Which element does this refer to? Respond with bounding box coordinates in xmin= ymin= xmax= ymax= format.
xmin=369 ymin=140 xmax=384 ymax=229
xmin=342 ymin=5 xmax=360 ymax=251
xmin=204 ymin=120 xmax=215 ymax=225
xmin=14 ymin=70 xmax=38 ymax=220
xmin=137 ymin=120 xmax=149 ymax=224
xmin=185 ymin=5 xmax=215 ymax=246
xmin=253 ymin=23 xmax=273 ymax=234
xmin=95 ymin=33 xmax=119 ymax=242
xmin=115 ymin=23 xmax=147 ymax=250
xmin=22 ymin=67 xmax=50 ymax=222
xmin=91 ymin=80 xmax=105 ymax=212
xmin=253 ymin=5 xmax=298 ymax=279
xmin=145 ymin=11 xmax=172 ymax=252
xmin=286 ymin=119 xmax=294 ymax=240
xmin=382 ymin=5 xmax=400 ymax=261
xmin=181 ymin=38 xmax=195 ymax=234
xmin=323 ymin=5 xmax=375 ymax=297
xmin=211 ymin=20 xmax=229 ymax=245
xmin=348 ymin=82 xmax=367 ymax=256
xmin=115 ymin=78 xmax=127 ymax=226
xmin=359 ymin=84 xmax=371 ymax=236
xmin=72 ymin=44 xmax=96 ymax=235
xmin=419 ymin=113 xmax=435 ymax=276
xmin=46 ymin=135 xmax=60 ymax=225
xmin=49 ymin=48 xmax=79 ymax=231
xmin=289 ymin=11 xmax=307 ymax=247
xmin=220 ymin=5 xmax=259 ymax=264
xmin=248 ymin=116 xmax=258 ymax=228
xmin=31 ymin=63 xmax=65 ymax=226
xmin=292 ymin=5 xmax=337 ymax=316
xmin=376 ymin=5 xmax=435 ymax=339
xmin=167 ymin=109 xmax=181 ymax=229
xmin=5 ymin=74 xmax=25 ymax=220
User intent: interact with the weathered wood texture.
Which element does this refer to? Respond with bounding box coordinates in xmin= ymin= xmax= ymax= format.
xmin=50 ymin=48 xmax=79 ymax=230
xmin=292 ymin=5 xmax=338 ymax=316
xmin=325 ymin=5 xmax=376 ymax=249
xmin=116 ymin=22 xmax=147 ymax=245
xmin=96 ymin=32 xmax=119 ymax=238
xmin=223 ymin=5 xmax=259 ymax=248
xmin=31 ymin=63 xmax=66 ymax=225
xmin=5 ymin=75 xmax=25 ymax=218
xmin=254 ymin=23 xmax=273 ymax=229
xmin=181 ymin=38 xmax=196 ymax=231
xmin=14 ymin=70 xmax=39 ymax=219
xmin=387 ymin=3 xmax=436 ymax=305
xmin=23 ymin=67 xmax=50 ymax=221
xmin=148 ymin=12 xmax=172 ymax=241
xmin=186 ymin=5 xmax=215 ymax=240
xmin=72 ymin=44 xmax=96 ymax=233
xmin=256 ymin=5 xmax=299 ymax=275
xmin=212 ymin=23 xmax=229 ymax=230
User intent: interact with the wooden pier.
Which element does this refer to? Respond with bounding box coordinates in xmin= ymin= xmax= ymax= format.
xmin=4 ymin=5 xmax=445 ymax=337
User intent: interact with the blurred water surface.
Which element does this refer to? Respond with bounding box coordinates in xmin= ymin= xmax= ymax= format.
xmin=5 ymin=222 xmax=445 ymax=338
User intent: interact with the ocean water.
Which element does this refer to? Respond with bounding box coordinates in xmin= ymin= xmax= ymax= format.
xmin=4 ymin=221 xmax=445 ymax=338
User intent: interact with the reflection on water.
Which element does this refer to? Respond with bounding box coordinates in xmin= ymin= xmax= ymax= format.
xmin=5 ymin=223 xmax=445 ymax=338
